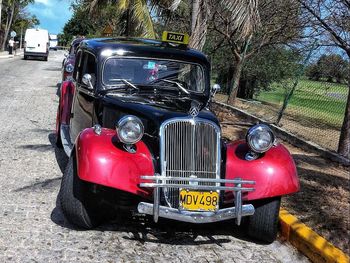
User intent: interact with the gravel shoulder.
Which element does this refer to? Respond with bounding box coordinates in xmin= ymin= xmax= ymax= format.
xmin=0 ymin=53 xmax=309 ymax=262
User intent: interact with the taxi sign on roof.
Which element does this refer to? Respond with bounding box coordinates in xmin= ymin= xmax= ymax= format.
xmin=162 ymin=31 xmax=189 ymax=45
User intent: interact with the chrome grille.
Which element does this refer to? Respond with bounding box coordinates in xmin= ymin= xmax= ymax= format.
xmin=160 ymin=118 xmax=221 ymax=208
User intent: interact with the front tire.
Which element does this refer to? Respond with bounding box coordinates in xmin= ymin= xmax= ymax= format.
xmin=247 ymin=197 xmax=281 ymax=243
xmin=59 ymin=156 xmax=101 ymax=229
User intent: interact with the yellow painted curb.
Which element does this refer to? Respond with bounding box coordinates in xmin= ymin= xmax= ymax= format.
xmin=279 ymin=209 xmax=349 ymax=263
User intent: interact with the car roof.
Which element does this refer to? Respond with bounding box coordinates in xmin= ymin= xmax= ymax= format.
xmin=71 ymin=37 xmax=85 ymax=47
xmin=79 ymin=37 xmax=210 ymax=66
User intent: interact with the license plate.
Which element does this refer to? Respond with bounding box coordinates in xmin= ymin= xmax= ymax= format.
xmin=179 ymin=190 xmax=219 ymax=211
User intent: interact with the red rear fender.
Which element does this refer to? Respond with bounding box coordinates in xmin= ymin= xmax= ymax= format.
xmin=225 ymin=140 xmax=299 ymax=201
xmin=59 ymin=81 xmax=75 ymax=125
xmin=75 ymin=128 xmax=154 ymax=197
xmin=56 ymin=81 xmax=75 ymax=137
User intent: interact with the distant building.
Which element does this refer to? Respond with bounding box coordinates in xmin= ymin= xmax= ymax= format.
xmin=49 ymin=34 xmax=58 ymax=50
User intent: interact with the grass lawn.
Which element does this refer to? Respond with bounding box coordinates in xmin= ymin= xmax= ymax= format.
xmin=256 ymin=79 xmax=348 ymax=127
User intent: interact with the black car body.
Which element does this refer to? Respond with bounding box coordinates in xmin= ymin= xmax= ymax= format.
xmin=56 ymin=35 xmax=299 ymax=243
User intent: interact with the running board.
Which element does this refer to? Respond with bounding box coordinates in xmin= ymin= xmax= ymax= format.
xmin=60 ymin=124 xmax=73 ymax=156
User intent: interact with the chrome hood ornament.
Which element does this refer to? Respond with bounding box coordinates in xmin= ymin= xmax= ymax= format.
xmin=189 ymin=102 xmax=201 ymax=117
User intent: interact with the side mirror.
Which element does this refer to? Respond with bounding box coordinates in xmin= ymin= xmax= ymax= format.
xmin=64 ymin=53 xmax=68 ymax=58
xmin=211 ymin=84 xmax=221 ymax=96
xmin=82 ymin=73 xmax=94 ymax=90
xmin=206 ymin=84 xmax=221 ymax=108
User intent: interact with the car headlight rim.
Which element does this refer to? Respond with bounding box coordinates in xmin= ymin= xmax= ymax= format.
xmin=65 ymin=63 xmax=74 ymax=73
xmin=246 ymin=124 xmax=275 ymax=153
xmin=116 ymin=115 xmax=144 ymax=144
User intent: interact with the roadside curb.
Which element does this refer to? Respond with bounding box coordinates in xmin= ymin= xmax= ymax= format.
xmin=0 ymin=54 xmax=15 ymax=59
xmin=213 ymin=101 xmax=350 ymax=166
xmin=0 ymin=51 xmax=24 ymax=59
xmin=279 ymin=209 xmax=349 ymax=263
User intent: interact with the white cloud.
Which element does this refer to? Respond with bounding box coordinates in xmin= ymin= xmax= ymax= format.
xmin=35 ymin=0 xmax=51 ymax=5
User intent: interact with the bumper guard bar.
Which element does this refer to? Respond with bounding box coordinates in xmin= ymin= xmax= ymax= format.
xmin=138 ymin=175 xmax=255 ymax=225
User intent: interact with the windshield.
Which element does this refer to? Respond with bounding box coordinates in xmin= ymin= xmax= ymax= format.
xmin=102 ymin=58 xmax=205 ymax=92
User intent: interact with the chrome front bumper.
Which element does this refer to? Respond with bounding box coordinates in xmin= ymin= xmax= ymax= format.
xmin=138 ymin=175 xmax=255 ymax=225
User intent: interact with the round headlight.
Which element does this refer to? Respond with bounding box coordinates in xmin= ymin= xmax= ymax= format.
xmin=117 ymin=115 xmax=144 ymax=144
xmin=246 ymin=124 xmax=275 ymax=153
xmin=65 ymin=63 xmax=74 ymax=73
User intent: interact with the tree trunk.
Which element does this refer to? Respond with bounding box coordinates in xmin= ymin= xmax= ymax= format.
xmin=1 ymin=2 xmax=15 ymax=51
xmin=189 ymin=0 xmax=208 ymax=50
xmin=337 ymin=51 xmax=350 ymax=159
xmin=125 ymin=9 xmax=130 ymax=37
xmin=227 ymin=58 xmax=243 ymax=105
xmin=0 ymin=0 xmax=3 ymax=32
xmin=337 ymin=83 xmax=350 ymax=158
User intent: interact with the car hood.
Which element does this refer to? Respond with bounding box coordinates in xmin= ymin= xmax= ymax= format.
xmin=99 ymin=93 xmax=219 ymax=133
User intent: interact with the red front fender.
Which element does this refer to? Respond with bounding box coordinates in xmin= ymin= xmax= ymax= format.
xmin=75 ymin=128 xmax=154 ymax=197
xmin=225 ymin=140 xmax=299 ymax=201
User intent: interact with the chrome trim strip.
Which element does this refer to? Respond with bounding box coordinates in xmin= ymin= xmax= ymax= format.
xmin=153 ymin=178 xmax=160 ymax=223
xmin=235 ymin=178 xmax=242 ymax=225
xmin=140 ymin=183 xmax=254 ymax=192
xmin=137 ymin=202 xmax=255 ymax=224
xmin=60 ymin=124 xmax=73 ymax=156
xmin=141 ymin=175 xmax=255 ymax=185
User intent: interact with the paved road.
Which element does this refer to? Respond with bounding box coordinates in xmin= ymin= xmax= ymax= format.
xmin=0 ymin=52 xmax=309 ymax=262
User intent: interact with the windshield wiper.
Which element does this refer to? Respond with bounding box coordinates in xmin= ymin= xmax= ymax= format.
xmin=100 ymin=79 xmax=139 ymax=94
xmin=108 ymin=79 xmax=139 ymax=90
xmin=150 ymin=79 xmax=189 ymax=94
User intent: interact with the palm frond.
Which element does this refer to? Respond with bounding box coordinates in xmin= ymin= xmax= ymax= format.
xmin=118 ymin=0 xmax=128 ymax=10
xmin=132 ymin=0 xmax=156 ymax=38
xmin=89 ymin=0 xmax=101 ymax=15
xmin=169 ymin=0 xmax=182 ymax=11
xmin=222 ymin=0 xmax=260 ymax=40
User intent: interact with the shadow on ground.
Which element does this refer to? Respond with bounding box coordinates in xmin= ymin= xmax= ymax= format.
xmin=14 ymin=177 xmax=61 ymax=192
xmin=50 ymin=190 xmax=262 ymax=246
xmin=44 ymin=67 xmax=61 ymax=71
xmin=48 ymin=132 xmax=69 ymax=173
xmin=283 ymin=153 xmax=349 ymax=252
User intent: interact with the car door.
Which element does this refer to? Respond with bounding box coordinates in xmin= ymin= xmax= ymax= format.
xmin=70 ymin=50 xmax=97 ymax=142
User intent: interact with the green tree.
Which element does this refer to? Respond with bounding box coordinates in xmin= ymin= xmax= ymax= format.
xmin=306 ymin=54 xmax=349 ymax=83
xmin=0 ymin=0 xmax=36 ymax=51
xmin=62 ymin=6 xmax=94 ymax=42
xmin=211 ymin=45 xmax=301 ymax=99
xmin=207 ymin=0 xmax=303 ymax=104
xmin=85 ymin=0 xmax=155 ymax=38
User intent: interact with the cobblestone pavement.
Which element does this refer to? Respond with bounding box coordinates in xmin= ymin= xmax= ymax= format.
xmin=0 ymin=52 xmax=309 ymax=262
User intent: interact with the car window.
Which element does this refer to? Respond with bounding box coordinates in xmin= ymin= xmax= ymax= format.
xmin=103 ymin=58 xmax=205 ymax=92
xmin=81 ymin=52 xmax=97 ymax=87
xmin=73 ymin=50 xmax=82 ymax=81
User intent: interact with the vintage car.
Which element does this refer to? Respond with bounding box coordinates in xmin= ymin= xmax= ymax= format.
xmin=56 ymin=32 xmax=299 ymax=243
xmin=61 ymin=37 xmax=84 ymax=81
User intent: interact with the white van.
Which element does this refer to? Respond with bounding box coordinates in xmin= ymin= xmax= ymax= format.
xmin=49 ymin=34 xmax=58 ymax=50
xmin=24 ymin=28 xmax=49 ymax=61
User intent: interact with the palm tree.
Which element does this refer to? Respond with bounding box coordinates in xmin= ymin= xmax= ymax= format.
xmin=118 ymin=0 xmax=155 ymax=38
xmin=87 ymin=0 xmax=155 ymax=38
xmin=165 ymin=0 xmax=259 ymax=50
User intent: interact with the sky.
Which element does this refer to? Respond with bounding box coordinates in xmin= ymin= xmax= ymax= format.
xmin=27 ymin=0 xmax=73 ymax=35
